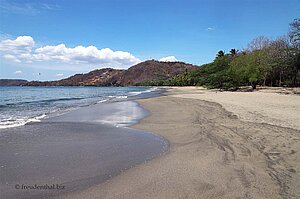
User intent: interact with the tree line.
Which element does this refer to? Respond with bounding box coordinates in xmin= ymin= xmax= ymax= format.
xmin=141 ymin=18 xmax=300 ymax=89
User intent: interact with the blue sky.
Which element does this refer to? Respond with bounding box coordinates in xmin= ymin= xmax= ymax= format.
xmin=0 ymin=0 xmax=299 ymax=80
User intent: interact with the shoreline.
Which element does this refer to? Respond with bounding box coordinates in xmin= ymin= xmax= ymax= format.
xmin=0 ymin=86 xmax=164 ymax=130
xmin=0 ymin=89 xmax=168 ymax=199
xmin=58 ymin=87 xmax=300 ymax=199
xmin=1 ymin=86 xmax=299 ymax=198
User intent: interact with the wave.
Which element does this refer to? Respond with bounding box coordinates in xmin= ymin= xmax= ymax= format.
xmin=108 ymin=95 xmax=128 ymax=99
xmin=0 ymin=87 xmax=158 ymax=129
xmin=2 ymin=97 xmax=85 ymax=107
xmin=116 ymin=96 xmax=128 ymax=99
xmin=96 ymin=99 xmax=108 ymax=104
xmin=0 ymin=114 xmax=47 ymax=129
xmin=129 ymin=87 xmax=158 ymax=96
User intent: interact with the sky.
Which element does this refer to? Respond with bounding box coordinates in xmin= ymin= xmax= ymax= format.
xmin=0 ymin=0 xmax=299 ymax=81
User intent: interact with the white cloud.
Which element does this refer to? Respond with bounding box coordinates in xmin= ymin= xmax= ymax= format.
xmin=0 ymin=36 xmax=34 ymax=54
xmin=0 ymin=36 xmax=141 ymax=70
xmin=159 ymin=56 xmax=178 ymax=62
xmin=3 ymin=54 xmax=21 ymax=63
xmin=33 ymin=44 xmax=140 ymax=65
xmin=14 ymin=70 xmax=22 ymax=74
xmin=0 ymin=1 xmax=60 ymax=15
xmin=55 ymin=73 xmax=64 ymax=77
xmin=206 ymin=27 xmax=215 ymax=31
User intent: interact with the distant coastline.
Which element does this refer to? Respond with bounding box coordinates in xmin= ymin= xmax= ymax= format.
xmin=2 ymin=19 xmax=299 ymax=89
xmin=0 ymin=79 xmax=28 ymax=86
xmin=0 ymin=60 xmax=198 ymax=87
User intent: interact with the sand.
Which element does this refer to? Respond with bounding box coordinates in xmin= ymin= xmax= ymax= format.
xmin=0 ymin=101 xmax=167 ymax=199
xmin=45 ymin=101 xmax=150 ymax=127
xmin=58 ymin=87 xmax=300 ymax=199
xmin=169 ymin=87 xmax=300 ymax=130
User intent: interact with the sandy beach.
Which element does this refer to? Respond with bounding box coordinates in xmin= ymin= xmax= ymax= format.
xmin=58 ymin=87 xmax=300 ymax=199
xmin=0 ymin=101 xmax=167 ymax=199
xmin=170 ymin=87 xmax=300 ymax=130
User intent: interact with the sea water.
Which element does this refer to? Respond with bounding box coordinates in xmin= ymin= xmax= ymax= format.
xmin=0 ymin=86 xmax=156 ymax=129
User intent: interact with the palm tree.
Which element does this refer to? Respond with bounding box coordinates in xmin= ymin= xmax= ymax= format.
xmin=230 ymin=48 xmax=239 ymax=56
xmin=216 ymin=50 xmax=225 ymax=58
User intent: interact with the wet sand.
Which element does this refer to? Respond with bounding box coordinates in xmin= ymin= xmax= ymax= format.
xmin=59 ymin=87 xmax=300 ymax=199
xmin=0 ymin=101 xmax=167 ymax=199
xmin=45 ymin=101 xmax=150 ymax=127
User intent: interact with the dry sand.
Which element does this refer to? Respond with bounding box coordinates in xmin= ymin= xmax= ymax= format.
xmin=169 ymin=87 xmax=300 ymax=130
xmin=58 ymin=87 xmax=300 ymax=199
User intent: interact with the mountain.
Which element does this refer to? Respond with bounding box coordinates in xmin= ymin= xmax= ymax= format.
xmin=0 ymin=79 xmax=28 ymax=86
xmin=25 ymin=60 xmax=198 ymax=86
xmin=116 ymin=60 xmax=198 ymax=85
xmin=26 ymin=68 xmax=124 ymax=86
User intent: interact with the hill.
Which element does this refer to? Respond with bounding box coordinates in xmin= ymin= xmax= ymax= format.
xmin=0 ymin=79 xmax=28 ymax=86
xmin=25 ymin=60 xmax=198 ymax=86
xmin=26 ymin=68 xmax=124 ymax=86
xmin=117 ymin=60 xmax=198 ymax=85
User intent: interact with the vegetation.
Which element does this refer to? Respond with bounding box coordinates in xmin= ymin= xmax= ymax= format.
xmin=141 ymin=18 xmax=300 ymax=89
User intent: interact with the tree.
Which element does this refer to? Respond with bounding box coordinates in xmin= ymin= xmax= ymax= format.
xmin=204 ymin=55 xmax=233 ymax=89
xmin=288 ymin=18 xmax=300 ymax=86
xmin=216 ymin=50 xmax=225 ymax=58
xmin=289 ymin=18 xmax=300 ymax=49
xmin=267 ymin=37 xmax=292 ymax=86
xmin=229 ymin=51 xmax=272 ymax=89
xmin=246 ymin=36 xmax=270 ymax=52
xmin=290 ymin=50 xmax=300 ymax=86
xmin=229 ymin=48 xmax=239 ymax=56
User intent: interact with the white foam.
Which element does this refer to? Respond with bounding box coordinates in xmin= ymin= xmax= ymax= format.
xmin=129 ymin=87 xmax=158 ymax=96
xmin=0 ymin=114 xmax=47 ymax=129
xmin=129 ymin=91 xmax=142 ymax=96
xmin=97 ymin=99 xmax=108 ymax=104
xmin=116 ymin=96 xmax=128 ymax=99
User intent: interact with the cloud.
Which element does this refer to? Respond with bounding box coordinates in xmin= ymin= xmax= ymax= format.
xmin=206 ymin=27 xmax=215 ymax=31
xmin=0 ymin=36 xmax=141 ymax=70
xmin=40 ymin=3 xmax=60 ymax=11
xmin=0 ymin=1 xmax=60 ymax=15
xmin=159 ymin=56 xmax=178 ymax=62
xmin=14 ymin=70 xmax=22 ymax=74
xmin=55 ymin=73 xmax=64 ymax=77
xmin=3 ymin=54 xmax=21 ymax=63
xmin=33 ymin=44 xmax=140 ymax=65
xmin=0 ymin=35 xmax=34 ymax=54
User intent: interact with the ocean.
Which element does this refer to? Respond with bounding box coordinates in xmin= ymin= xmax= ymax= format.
xmin=0 ymin=86 xmax=156 ymax=129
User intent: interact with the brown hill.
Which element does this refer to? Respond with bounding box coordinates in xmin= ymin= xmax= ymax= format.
xmin=26 ymin=68 xmax=124 ymax=86
xmin=116 ymin=60 xmax=198 ymax=85
xmin=0 ymin=79 xmax=28 ymax=86
xmin=25 ymin=60 xmax=198 ymax=86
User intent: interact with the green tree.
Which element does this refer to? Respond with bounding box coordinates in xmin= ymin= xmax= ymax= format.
xmin=229 ymin=48 xmax=239 ymax=56
xmin=216 ymin=50 xmax=225 ymax=58
xmin=230 ymin=50 xmax=272 ymax=89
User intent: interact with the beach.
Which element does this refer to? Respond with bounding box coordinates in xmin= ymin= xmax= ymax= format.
xmin=0 ymin=100 xmax=168 ymax=199
xmin=1 ymin=0 xmax=299 ymax=198
xmin=58 ymin=87 xmax=300 ymax=199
